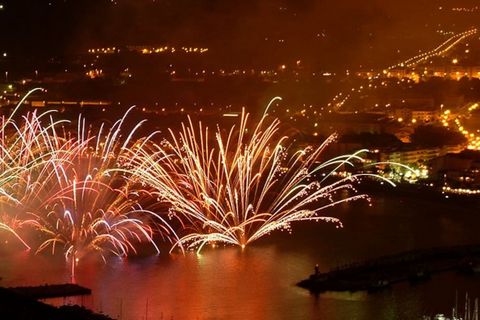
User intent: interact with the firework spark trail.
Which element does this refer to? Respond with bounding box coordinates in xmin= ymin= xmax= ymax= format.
xmin=20 ymin=109 xmax=179 ymax=278
xmin=0 ymin=88 xmax=64 ymax=249
xmin=0 ymin=217 xmax=31 ymax=249
xmin=124 ymin=98 xmax=394 ymax=253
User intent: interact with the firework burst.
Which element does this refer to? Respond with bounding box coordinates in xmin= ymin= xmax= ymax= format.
xmin=21 ymin=109 xmax=178 ymax=278
xmin=0 ymin=88 xmax=62 ymax=249
xmin=124 ymin=98 xmax=394 ymax=253
xmin=24 ymin=178 xmax=165 ymax=279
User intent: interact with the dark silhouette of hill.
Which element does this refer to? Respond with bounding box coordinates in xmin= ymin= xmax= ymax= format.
xmin=0 ymin=287 xmax=113 ymax=320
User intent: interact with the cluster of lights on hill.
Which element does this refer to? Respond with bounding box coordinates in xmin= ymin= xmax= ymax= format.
xmin=329 ymin=29 xmax=477 ymax=112
xmin=450 ymin=6 xmax=479 ymax=13
xmin=386 ymin=29 xmax=477 ymax=70
xmin=88 ymin=46 xmax=208 ymax=55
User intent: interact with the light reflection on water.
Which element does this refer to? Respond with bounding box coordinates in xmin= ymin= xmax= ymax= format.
xmin=0 ymin=195 xmax=479 ymax=320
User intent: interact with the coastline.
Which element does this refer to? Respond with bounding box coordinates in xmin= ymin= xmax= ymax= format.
xmin=359 ymin=180 xmax=480 ymax=205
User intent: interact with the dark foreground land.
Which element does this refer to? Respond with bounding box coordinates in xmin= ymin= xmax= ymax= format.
xmin=298 ymin=244 xmax=480 ymax=293
xmin=0 ymin=286 xmax=113 ymax=320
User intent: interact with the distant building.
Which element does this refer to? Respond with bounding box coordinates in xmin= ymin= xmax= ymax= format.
xmin=386 ymin=98 xmax=439 ymax=124
xmin=390 ymin=108 xmax=439 ymax=123
xmin=430 ymin=151 xmax=480 ymax=191
xmin=380 ymin=144 xmax=466 ymax=165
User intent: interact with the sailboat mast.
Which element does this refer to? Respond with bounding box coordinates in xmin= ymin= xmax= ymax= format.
xmin=474 ymin=298 xmax=478 ymax=320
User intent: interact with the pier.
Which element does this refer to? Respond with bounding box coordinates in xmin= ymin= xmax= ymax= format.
xmin=298 ymin=244 xmax=480 ymax=293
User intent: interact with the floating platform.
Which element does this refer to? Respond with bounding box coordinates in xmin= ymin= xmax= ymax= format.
xmin=298 ymin=244 xmax=480 ymax=293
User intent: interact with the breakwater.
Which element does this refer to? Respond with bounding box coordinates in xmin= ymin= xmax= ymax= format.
xmin=298 ymin=244 xmax=480 ymax=293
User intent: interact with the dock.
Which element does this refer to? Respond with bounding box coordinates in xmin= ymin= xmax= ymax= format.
xmin=298 ymin=244 xmax=480 ymax=293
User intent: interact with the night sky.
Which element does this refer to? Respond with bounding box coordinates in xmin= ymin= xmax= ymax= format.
xmin=1 ymin=0 xmax=479 ymax=68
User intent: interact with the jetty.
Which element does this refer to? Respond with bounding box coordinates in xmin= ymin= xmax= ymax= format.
xmin=298 ymin=244 xmax=480 ymax=293
xmin=10 ymin=283 xmax=91 ymax=299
